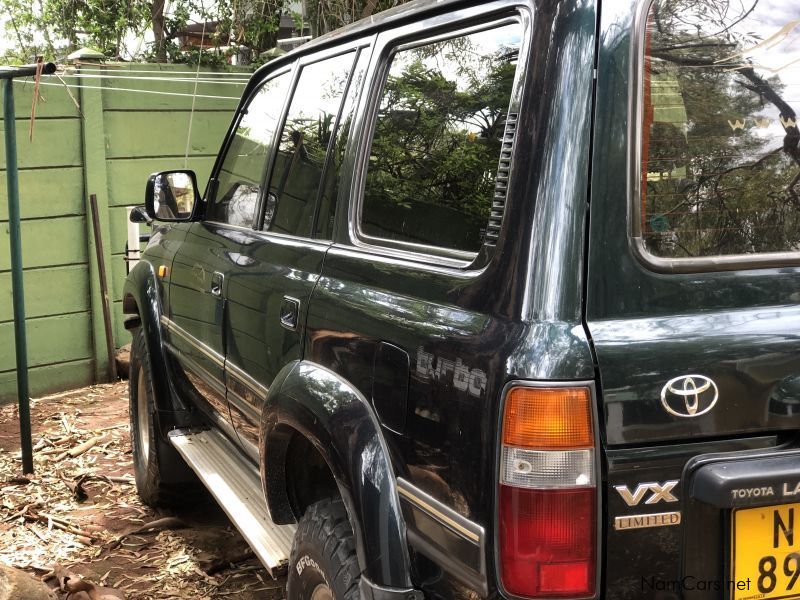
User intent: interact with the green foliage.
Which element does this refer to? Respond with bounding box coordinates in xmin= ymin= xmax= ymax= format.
xmin=43 ymin=0 xmax=150 ymax=56
xmin=0 ymin=0 xmax=56 ymax=60
xmin=0 ymin=0 xmax=414 ymax=64
xmin=305 ymin=0 xmax=409 ymax=36
xmin=0 ymin=0 xmax=285 ymax=63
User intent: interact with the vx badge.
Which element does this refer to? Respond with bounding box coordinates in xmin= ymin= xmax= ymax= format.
xmin=660 ymin=375 xmax=719 ymax=418
xmin=615 ymin=481 xmax=679 ymax=506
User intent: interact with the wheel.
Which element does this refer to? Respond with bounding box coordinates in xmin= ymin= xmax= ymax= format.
xmin=129 ymin=326 xmax=194 ymax=506
xmin=287 ymin=499 xmax=361 ymax=600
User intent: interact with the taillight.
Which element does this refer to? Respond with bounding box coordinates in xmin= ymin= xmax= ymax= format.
xmin=498 ymin=386 xmax=597 ymax=599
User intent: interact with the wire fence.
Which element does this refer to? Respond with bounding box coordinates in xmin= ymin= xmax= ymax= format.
xmin=13 ymin=78 xmax=242 ymax=101
xmin=62 ymin=74 xmax=249 ymax=85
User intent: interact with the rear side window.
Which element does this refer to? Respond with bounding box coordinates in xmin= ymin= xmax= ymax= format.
xmin=360 ymin=22 xmax=523 ymax=255
xmin=264 ymin=52 xmax=356 ymax=237
xmin=209 ymin=73 xmax=291 ymax=228
xmin=639 ymin=1 xmax=800 ymax=261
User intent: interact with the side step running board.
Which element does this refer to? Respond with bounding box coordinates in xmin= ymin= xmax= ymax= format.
xmin=168 ymin=428 xmax=296 ymax=576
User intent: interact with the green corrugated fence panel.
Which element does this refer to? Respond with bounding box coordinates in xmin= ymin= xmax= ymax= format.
xmin=9 ymin=79 xmax=82 ymax=118
xmin=0 ymin=312 xmax=93 ymax=372
xmin=0 ymin=358 xmax=94 ymax=403
xmin=113 ymin=300 xmax=127 ymax=349
xmin=0 ymin=265 xmax=90 ymax=322
xmin=111 ymin=253 xmax=128 ymax=302
xmin=0 ymin=62 xmax=253 ymax=400
xmin=0 ymin=119 xmax=82 ymax=169
xmin=106 ymin=156 xmax=218 ymax=207
xmin=0 ymin=216 xmax=87 ymax=271
xmin=97 ymin=63 xmax=249 ymax=111
xmin=0 ymin=167 xmax=84 ymax=221
xmin=108 ymin=206 xmax=133 ymax=270
xmin=104 ymin=111 xmax=231 ymax=159
xmin=101 ymin=77 xmax=246 ymax=111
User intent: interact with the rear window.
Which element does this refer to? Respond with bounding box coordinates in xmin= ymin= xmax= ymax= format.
xmin=639 ymin=1 xmax=800 ymax=260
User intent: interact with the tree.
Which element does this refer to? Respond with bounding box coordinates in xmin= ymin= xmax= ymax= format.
xmin=0 ymin=0 xmax=415 ymax=63
xmin=0 ymin=0 xmax=152 ymax=60
xmin=0 ymin=0 xmax=285 ymax=63
xmin=304 ymin=0 xmax=410 ymax=37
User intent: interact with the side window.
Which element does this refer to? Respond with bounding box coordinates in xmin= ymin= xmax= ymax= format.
xmin=360 ymin=22 xmax=523 ymax=255
xmin=209 ymin=72 xmax=291 ymax=228
xmin=263 ymin=51 xmax=356 ymax=237
xmin=640 ymin=1 xmax=800 ymax=260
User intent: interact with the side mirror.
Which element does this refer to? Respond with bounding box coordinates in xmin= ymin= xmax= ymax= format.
xmin=145 ymin=170 xmax=200 ymax=222
xmin=129 ymin=205 xmax=152 ymax=224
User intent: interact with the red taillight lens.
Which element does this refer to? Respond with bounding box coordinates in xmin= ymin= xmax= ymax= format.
xmin=499 ymin=486 xmax=596 ymax=597
xmin=498 ymin=386 xmax=597 ymax=599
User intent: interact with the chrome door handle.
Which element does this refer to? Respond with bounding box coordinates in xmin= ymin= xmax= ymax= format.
xmin=211 ymin=271 xmax=224 ymax=297
xmin=280 ymin=296 xmax=300 ymax=330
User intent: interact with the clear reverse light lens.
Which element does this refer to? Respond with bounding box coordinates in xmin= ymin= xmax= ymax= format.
xmin=500 ymin=447 xmax=595 ymax=488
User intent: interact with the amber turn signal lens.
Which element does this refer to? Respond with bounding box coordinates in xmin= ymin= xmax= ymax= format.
xmin=502 ymin=387 xmax=593 ymax=449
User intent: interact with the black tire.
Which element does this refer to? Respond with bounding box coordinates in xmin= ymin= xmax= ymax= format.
xmin=129 ymin=327 xmax=194 ymax=506
xmin=287 ymin=499 xmax=361 ymax=600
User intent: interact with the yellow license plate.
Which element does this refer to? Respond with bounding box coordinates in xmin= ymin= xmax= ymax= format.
xmin=732 ymin=503 xmax=800 ymax=600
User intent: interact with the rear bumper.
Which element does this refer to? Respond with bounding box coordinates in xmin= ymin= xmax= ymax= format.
xmin=691 ymin=449 xmax=800 ymax=509
xmin=680 ymin=447 xmax=800 ymax=600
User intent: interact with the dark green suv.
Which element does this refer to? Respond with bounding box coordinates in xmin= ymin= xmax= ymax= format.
xmin=123 ymin=0 xmax=800 ymax=598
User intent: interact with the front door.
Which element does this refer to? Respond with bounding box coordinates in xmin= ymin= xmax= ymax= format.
xmin=167 ymin=69 xmax=294 ymax=439
xmin=165 ymin=222 xmax=230 ymax=435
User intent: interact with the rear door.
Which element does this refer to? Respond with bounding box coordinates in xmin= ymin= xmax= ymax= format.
xmin=222 ymin=45 xmax=368 ymax=460
xmin=588 ymin=1 xmax=800 ymax=597
xmin=305 ymin=8 xmax=530 ymax=596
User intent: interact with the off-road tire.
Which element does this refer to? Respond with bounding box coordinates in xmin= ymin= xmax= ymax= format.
xmin=287 ymin=499 xmax=361 ymax=600
xmin=129 ymin=327 xmax=192 ymax=507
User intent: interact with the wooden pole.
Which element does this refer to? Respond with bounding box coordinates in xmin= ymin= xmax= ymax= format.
xmin=89 ymin=193 xmax=118 ymax=381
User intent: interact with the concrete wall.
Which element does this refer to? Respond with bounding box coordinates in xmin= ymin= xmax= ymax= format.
xmin=0 ymin=62 xmax=250 ymax=403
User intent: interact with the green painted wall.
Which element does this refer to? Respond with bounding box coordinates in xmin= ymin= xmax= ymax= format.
xmin=0 ymin=62 xmax=250 ymax=403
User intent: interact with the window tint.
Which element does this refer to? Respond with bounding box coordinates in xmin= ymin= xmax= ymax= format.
xmin=209 ymin=73 xmax=291 ymax=228
xmin=361 ymin=23 xmax=522 ymax=255
xmin=263 ymin=52 xmax=355 ymax=237
xmin=641 ymin=1 xmax=800 ymax=259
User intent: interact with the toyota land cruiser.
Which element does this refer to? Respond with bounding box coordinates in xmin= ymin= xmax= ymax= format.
xmin=123 ymin=0 xmax=800 ymax=598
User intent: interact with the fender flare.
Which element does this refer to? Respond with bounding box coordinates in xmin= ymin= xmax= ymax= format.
xmin=122 ymin=261 xmax=188 ymax=431
xmin=260 ymin=360 xmax=414 ymax=590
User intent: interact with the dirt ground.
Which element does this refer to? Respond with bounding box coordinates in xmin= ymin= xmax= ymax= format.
xmin=0 ymin=382 xmax=287 ymax=599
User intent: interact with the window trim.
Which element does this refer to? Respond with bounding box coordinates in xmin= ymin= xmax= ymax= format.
xmin=348 ymin=2 xmax=532 ymax=270
xmin=206 ymin=64 xmax=295 ymax=229
xmin=206 ymin=38 xmax=369 ymax=241
xmin=256 ymin=42 xmax=366 ymax=234
xmin=627 ymin=0 xmax=800 ymax=274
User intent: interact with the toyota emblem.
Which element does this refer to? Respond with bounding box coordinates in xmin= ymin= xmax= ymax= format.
xmin=660 ymin=375 xmax=719 ymax=418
